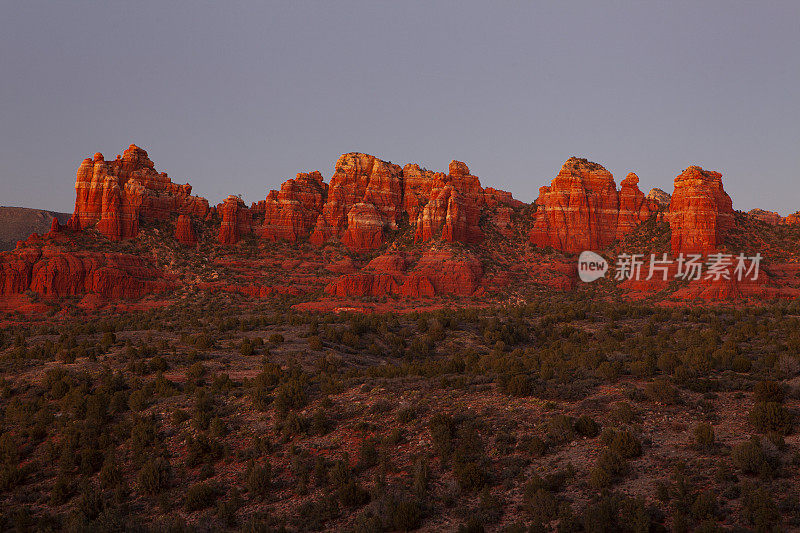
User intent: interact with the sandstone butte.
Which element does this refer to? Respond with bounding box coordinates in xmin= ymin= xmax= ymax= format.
xmin=5 ymin=143 xmax=800 ymax=306
xmin=530 ymin=157 xmax=659 ymax=253
xmin=668 ymin=166 xmax=734 ymax=255
xmin=69 ymin=144 xmax=210 ymax=241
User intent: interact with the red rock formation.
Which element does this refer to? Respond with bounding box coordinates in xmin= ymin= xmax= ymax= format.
xmin=340 ymin=203 xmax=385 ymax=251
xmin=49 ymin=217 xmax=61 ymax=234
xmin=647 ymin=188 xmax=671 ymax=209
xmin=491 ymin=206 xmax=515 ymax=237
xmin=218 ymin=196 xmax=252 ymax=245
xmin=310 ymin=153 xmax=403 ymax=249
xmin=366 ymin=252 xmax=406 ymax=273
xmin=323 ymin=249 xmax=481 ymax=299
xmin=783 ymin=212 xmax=800 ymax=225
xmin=668 ymin=166 xmax=733 ymax=255
xmin=749 ymin=209 xmax=781 ymax=225
xmin=411 ymin=249 xmax=482 ymax=296
xmin=0 ymin=247 xmax=174 ymax=299
xmin=415 ymin=184 xmax=467 ymax=243
xmin=175 ymin=214 xmax=197 ymax=246
xmin=401 ymin=164 xmax=440 ymax=221
xmin=69 ymin=145 xmax=210 ymax=241
xmin=324 ymin=273 xmax=400 ymax=298
xmin=484 ymin=187 xmax=524 ymax=208
xmin=531 ymin=158 xmax=620 ymax=253
xmin=398 ymin=273 xmax=437 ymax=298
xmin=413 ymin=161 xmax=484 ymax=244
xmin=616 ymin=173 xmax=658 ymax=240
xmin=261 ymin=171 xmax=327 ymax=241
xmin=531 ymin=158 xmax=655 ymax=253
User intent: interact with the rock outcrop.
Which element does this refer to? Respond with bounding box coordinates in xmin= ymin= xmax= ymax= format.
xmin=324 ymin=249 xmax=482 ymax=298
xmin=69 ymin=145 xmax=210 ymax=241
xmin=647 ymin=188 xmax=671 ymax=208
xmin=261 ymin=172 xmax=327 ymax=241
xmin=668 ymin=166 xmax=733 ymax=255
xmin=310 ymin=153 xmax=403 ymax=249
xmin=413 ymin=161 xmax=485 ymax=244
xmin=218 ymin=196 xmax=252 ymax=245
xmin=531 ymin=158 xmax=656 ymax=253
xmin=0 ymin=246 xmax=174 ymax=299
xmin=175 ymin=214 xmax=197 ymax=246
xmin=749 ymin=209 xmax=781 ymax=225
xmin=616 ymin=173 xmax=658 ymax=240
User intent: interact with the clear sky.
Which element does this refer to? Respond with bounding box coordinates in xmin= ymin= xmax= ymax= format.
xmin=2 ymin=1 xmax=798 ymax=214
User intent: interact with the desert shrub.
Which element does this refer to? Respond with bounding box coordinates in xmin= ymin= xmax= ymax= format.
xmin=356 ymin=439 xmax=380 ymax=471
xmin=502 ymin=374 xmax=534 ymax=396
xmin=644 ymin=379 xmax=681 ymax=404
xmin=732 ymin=438 xmax=775 ymax=476
xmin=454 ymin=460 xmax=488 ymax=493
xmin=546 ymin=414 xmax=575 ymax=444
xmin=308 ymin=336 xmax=323 ymax=350
xmin=397 ymin=407 xmax=417 ymax=424
xmin=268 ymin=333 xmax=284 ymax=344
xmin=193 ymin=389 xmax=215 ymax=430
xmin=690 ymin=490 xmax=717 ymax=521
xmin=574 ymin=415 xmax=600 ymax=438
xmin=581 ymin=492 xmax=650 ymax=533
xmin=589 ymin=448 xmax=626 ymax=489
xmin=608 ymin=430 xmax=642 ymax=459
xmin=694 ymin=422 xmax=715 ymax=451
xmin=387 ymin=495 xmax=424 ymax=531
xmin=245 ymin=461 xmax=271 ymax=500
xmin=753 ymin=381 xmax=785 ymax=403
xmin=138 ymin=457 xmax=171 ymax=495
xmin=731 ymin=355 xmax=752 ymax=372
xmin=185 ymin=482 xmax=218 ymax=512
xmin=240 ymin=338 xmax=254 ymax=356
xmin=610 ymin=402 xmax=638 ymax=424
xmin=740 ymin=483 xmax=779 ymax=531
xmin=273 ymin=374 xmax=309 ymax=417
xmin=524 ymin=488 xmax=558 ymax=523
xmin=749 ymin=402 xmax=793 ymax=434
xmin=185 ymin=433 xmax=224 ymax=468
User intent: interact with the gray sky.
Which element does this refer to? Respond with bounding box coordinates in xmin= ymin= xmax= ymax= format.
xmin=2 ymin=1 xmax=798 ymax=214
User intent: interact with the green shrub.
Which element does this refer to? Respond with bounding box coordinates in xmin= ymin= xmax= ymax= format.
xmin=138 ymin=457 xmax=171 ymax=495
xmin=574 ymin=415 xmax=600 ymax=438
xmin=246 ymin=461 xmax=271 ymax=500
xmin=749 ymin=402 xmax=793 ymax=434
xmin=185 ymin=482 xmax=218 ymax=512
xmin=694 ymin=422 xmax=715 ymax=451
